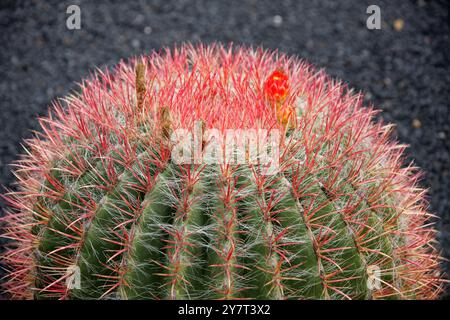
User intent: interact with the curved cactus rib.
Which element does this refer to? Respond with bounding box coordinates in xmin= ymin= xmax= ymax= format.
xmin=316 ymin=128 xmax=402 ymax=299
xmin=205 ymin=165 xmax=245 ymax=299
xmin=272 ymin=176 xmax=327 ymax=299
xmin=119 ymin=168 xmax=174 ymax=299
xmin=32 ymin=144 xmax=104 ymax=298
xmin=162 ymin=165 xmax=207 ymax=299
xmin=31 ymin=141 xmax=97 ymax=237
xmin=281 ymin=147 xmax=389 ymax=299
xmin=238 ymin=169 xmax=286 ymax=299
xmin=286 ymin=102 xmax=402 ymax=299
xmin=343 ymin=181 xmax=401 ymax=299
xmin=307 ymin=183 xmax=368 ymax=299
xmin=121 ymin=164 xmax=207 ymax=299
xmin=34 ymin=145 xmax=137 ymax=299
xmin=281 ymin=154 xmax=369 ymax=299
xmin=237 ymin=167 xmax=324 ymax=299
xmin=70 ymin=148 xmax=161 ymax=299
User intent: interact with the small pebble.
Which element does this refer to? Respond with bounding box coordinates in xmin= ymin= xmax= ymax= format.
xmin=144 ymin=26 xmax=152 ymax=35
xmin=394 ymin=19 xmax=404 ymax=31
xmin=11 ymin=56 xmax=19 ymax=65
xmin=131 ymin=39 xmax=141 ymax=48
xmin=438 ymin=132 xmax=446 ymax=140
xmin=273 ymin=15 xmax=283 ymax=27
xmin=412 ymin=119 xmax=422 ymax=129
xmin=134 ymin=14 xmax=144 ymax=25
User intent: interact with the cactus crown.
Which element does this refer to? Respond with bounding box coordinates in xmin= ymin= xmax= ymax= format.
xmin=0 ymin=43 xmax=444 ymax=299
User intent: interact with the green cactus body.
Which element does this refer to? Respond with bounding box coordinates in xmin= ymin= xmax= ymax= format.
xmin=0 ymin=44 xmax=444 ymax=300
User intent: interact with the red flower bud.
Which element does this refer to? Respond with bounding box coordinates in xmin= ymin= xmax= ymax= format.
xmin=264 ymin=70 xmax=289 ymax=102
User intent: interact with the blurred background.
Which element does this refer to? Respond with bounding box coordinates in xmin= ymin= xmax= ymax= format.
xmin=0 ymin=0 xmax=448 ymax=299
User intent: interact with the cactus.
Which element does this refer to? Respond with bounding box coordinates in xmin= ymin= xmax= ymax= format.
xmin=0 ymin=44 xmax=445 ymax=300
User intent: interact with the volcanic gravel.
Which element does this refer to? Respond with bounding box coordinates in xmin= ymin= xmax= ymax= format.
xmin=0 ymin=0 xmax=448 ymax=299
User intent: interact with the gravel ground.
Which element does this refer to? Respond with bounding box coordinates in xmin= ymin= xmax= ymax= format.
xmin=0 ymin=0 xmax=448 ymax=299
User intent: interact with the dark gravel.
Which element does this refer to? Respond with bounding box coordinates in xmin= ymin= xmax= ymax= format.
xmin=0 ymin=0 xmax=448 ymax=299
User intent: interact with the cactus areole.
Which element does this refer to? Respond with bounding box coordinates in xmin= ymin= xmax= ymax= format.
xmin=0 ymin=44 xmax=444 ymax=300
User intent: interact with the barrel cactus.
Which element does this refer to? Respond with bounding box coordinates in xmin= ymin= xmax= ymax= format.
xmin=0 ymin=44 xmax=445 ymax=300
